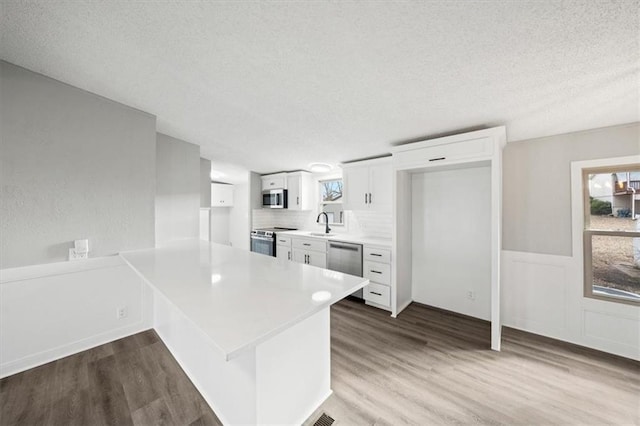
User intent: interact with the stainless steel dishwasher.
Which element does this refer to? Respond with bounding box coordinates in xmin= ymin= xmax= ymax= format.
xmin=327 ymin=241 xmax=364 ymax=299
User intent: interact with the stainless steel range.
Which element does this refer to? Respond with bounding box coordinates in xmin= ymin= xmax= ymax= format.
xmin=250 ymin=227 xmax=297 ymax=257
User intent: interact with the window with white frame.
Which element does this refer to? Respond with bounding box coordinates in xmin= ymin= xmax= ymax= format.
xmin=319 ymin=178 xmax=343 ymax=225
xmin=583 ymin=166 xmax=640 ymax=304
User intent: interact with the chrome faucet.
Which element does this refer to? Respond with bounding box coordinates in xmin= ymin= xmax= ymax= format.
xmin=316 ymin=212 xmax=331 ymax=234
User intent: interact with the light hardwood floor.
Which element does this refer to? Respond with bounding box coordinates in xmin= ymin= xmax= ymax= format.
xmin=1 ymin=299 xmax=638 ymax=425
xmin=306 ymin=299 xmax=640 ymax=425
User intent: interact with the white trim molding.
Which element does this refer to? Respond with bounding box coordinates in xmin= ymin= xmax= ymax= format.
xmin=0 ymin=256 xmax=153 ymax=378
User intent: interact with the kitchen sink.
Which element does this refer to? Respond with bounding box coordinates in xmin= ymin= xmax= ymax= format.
xmin=309 ymin=232 xmax=335 ymax=237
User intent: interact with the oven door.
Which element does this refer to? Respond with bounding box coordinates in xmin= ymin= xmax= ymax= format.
xmin=250 ymin=235 xmax=275 ymax=256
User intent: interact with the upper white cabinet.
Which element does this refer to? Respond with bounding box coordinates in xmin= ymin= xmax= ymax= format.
xmin=343 ymin=157 xmax=392 ymax=212
xmin=211 ymin=183 xmax=234 ymax=207
xmin=287 ymin=172 xmax=314 ymax=211
xmin=261 ymin=173 xmax=287 ymax=190
xmin=393 ymin=136 xmax=494 ymax=170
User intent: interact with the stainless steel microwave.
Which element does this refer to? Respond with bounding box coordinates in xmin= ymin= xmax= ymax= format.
xmin=262 ymin=189 xmax=288 ymax=209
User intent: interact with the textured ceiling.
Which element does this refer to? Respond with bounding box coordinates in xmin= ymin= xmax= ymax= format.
xmin=1 ymin=1 xmax=639 ymax=179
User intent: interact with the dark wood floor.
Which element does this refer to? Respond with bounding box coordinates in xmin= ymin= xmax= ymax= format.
xmin=0 ymin=330 xmax=221 ymax=426
xmin=2 ymin=299 xmax=639 ymax=425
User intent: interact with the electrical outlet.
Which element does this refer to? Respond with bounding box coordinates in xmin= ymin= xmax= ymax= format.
xmin=116 ymin=306 xmax=128 ymax=319
xmin=466 ymin=291 xmax=476 ymax=300
xmin=69 ymin=248 xmax=88 ymax=261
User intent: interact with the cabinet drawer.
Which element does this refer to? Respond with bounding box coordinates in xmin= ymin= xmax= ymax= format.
xmin=363 ymin=247 xmax=391 ymax=263
xmin=363 ymin=261 xmax=390 ymax=285
xmin=276 ymin=235 xmax=291 ymax=246
xmin=292 ymin=238 xmax=327 ymax=252
xmin=395 ymin=137 xmax=493 ymax=169
xmin=364 ymin=282 xmax=390 ymax=307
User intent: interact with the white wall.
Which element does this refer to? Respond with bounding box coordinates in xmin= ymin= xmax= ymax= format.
xmin=155 ymin=133 xmax=201 ymax=245
xmin=230 ymin=180 xmax=251 ymax=250
xmin=501 ymin=124 xmax=640 ymax=360
xmin=501 ymin=250 xmax=639 ymax=360
xmin=0 ymin=257 xmax=153 ymax=378
xmin=0 ymin=61 xmax=156 ymax=268
xmin=411 ymin=166 xmax=492 ymax=320
xmin=210 ymin=208 xmax=231 ymax=245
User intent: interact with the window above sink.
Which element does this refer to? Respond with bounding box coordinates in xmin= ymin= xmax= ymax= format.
xmin=319 ymin=178 xmax=344 ymax=226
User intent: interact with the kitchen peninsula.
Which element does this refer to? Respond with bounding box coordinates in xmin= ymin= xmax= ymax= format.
xmin=120 ymin=239 xmax=368 ymax=425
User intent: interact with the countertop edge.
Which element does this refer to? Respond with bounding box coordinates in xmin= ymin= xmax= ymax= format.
xmin=224 ymin=278 xmax=369 ymax=361
xmin=277 ymin=231 xmax=392 ymax=247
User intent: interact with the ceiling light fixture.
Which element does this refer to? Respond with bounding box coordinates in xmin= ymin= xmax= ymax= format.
xmin=308 ymin=163 xmax=332 ymax=173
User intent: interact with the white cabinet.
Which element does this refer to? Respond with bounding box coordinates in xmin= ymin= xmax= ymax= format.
xmin=292 ymin=249 xmax=327 ymax=268
xmin=362 ymin=246 xmax=391 ymax=310
xmin=261 ymin=173 xmax=287 ymax=190
xmin=276 ymin=235 xmax=292 ymax=261
xmin=287 ymin=172 xmax=314 ymax=210
xmin=211 ymin=183 xmax=234 ymax=207
xmin=393 ymin=135 xmax=494 ymax=170
xmin=291 ymin=237 xmax=327 ymax=268
xmin=343 ymin=158 xmax=392 ymax=212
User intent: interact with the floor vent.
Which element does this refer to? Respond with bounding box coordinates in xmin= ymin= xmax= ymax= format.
xmin=313 ymin=413 xmax=335 ymax=426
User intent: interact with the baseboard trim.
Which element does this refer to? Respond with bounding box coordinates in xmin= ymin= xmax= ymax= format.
xmin=0 ymin=322 xmax=151 ymax=379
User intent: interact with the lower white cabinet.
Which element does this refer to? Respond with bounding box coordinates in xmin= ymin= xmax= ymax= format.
xmin=291 ymin=237 xmax=327 ymax=268
xmin=363 ymin=282 xmax=390 ymax=307
xmin=292 ymin=249 xmax=327 ymax=268
xmin=362 ymin=246 xmax=391 ymax=310
xmin=276 ymin=236 xmax=292 ymax=261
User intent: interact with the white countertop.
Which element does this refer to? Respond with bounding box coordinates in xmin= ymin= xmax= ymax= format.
xmin=120 ymin=240 xmax=368 ymax=360
xmin=277 ymin=230 xmax=392 ymax=247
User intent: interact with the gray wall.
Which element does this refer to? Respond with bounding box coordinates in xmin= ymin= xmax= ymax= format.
xmin=0 ymin=61 xmax=156 ymax=268
xmin=155 ymin=133 xmax=200 ymax=244
xmin=200 ymin=158 xmax=211 ymax=207
xmin=503 ymin=122 xmax=640 ymax=256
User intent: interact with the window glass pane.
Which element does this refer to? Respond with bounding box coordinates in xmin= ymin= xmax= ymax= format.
xmin=587 ymin=171 xmax=639 ymax=226
xmin=590 ymin=234 xmax=640 ymax=301
xmin=320 ymin=179 xmax=343 ymax=202
xmin=319 ymin=179 xmax=343 ymax=225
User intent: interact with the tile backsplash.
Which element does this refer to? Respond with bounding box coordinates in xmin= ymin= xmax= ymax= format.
xmin=252 ymin=209 xmax=392 ymax=239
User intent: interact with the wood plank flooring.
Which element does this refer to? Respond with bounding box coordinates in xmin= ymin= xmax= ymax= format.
xmin=2 ymin=299 xmax=639 ymax=425
xmin=306 ymin=299 xmax=640 ymax=425
xmin=0 ymin=330 xmax=221 ymax=426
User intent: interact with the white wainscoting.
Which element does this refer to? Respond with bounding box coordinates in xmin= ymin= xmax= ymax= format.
xmin=502 ymin=250 xmax=639 ymax=361
xmin=0 ymin=256 xmax=153 ymax=378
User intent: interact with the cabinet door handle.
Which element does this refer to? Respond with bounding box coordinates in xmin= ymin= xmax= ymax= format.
xmin=364 ymin=193 xmax=368 ymax=204
xmin=429 ymin=157 xmax=446 ymax=162
xmin=368 ymin=193 xmax=372 ymax=204
xmin=370 ymin=253 xmax=382 ymax=257
xmin=297 ymin=196 xmax=299 ymax=205
xmin=370 ymin=270 xmax=382 ymax=274
xmin=371 ymin=291 xmax=382 ymax=296
xmin=270 ymin=182 xmax=275 ymax=185
xmin=303 ymin=243 xmax=311 ymax=246
xmin=288 ymin=251 xmax=291 ymax=260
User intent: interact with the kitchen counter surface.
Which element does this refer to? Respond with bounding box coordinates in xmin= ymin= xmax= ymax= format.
xmin=120 ymin=239 xmax=368 ymax=360
xmin=278 ymin=230 xmax=392 ymax=247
